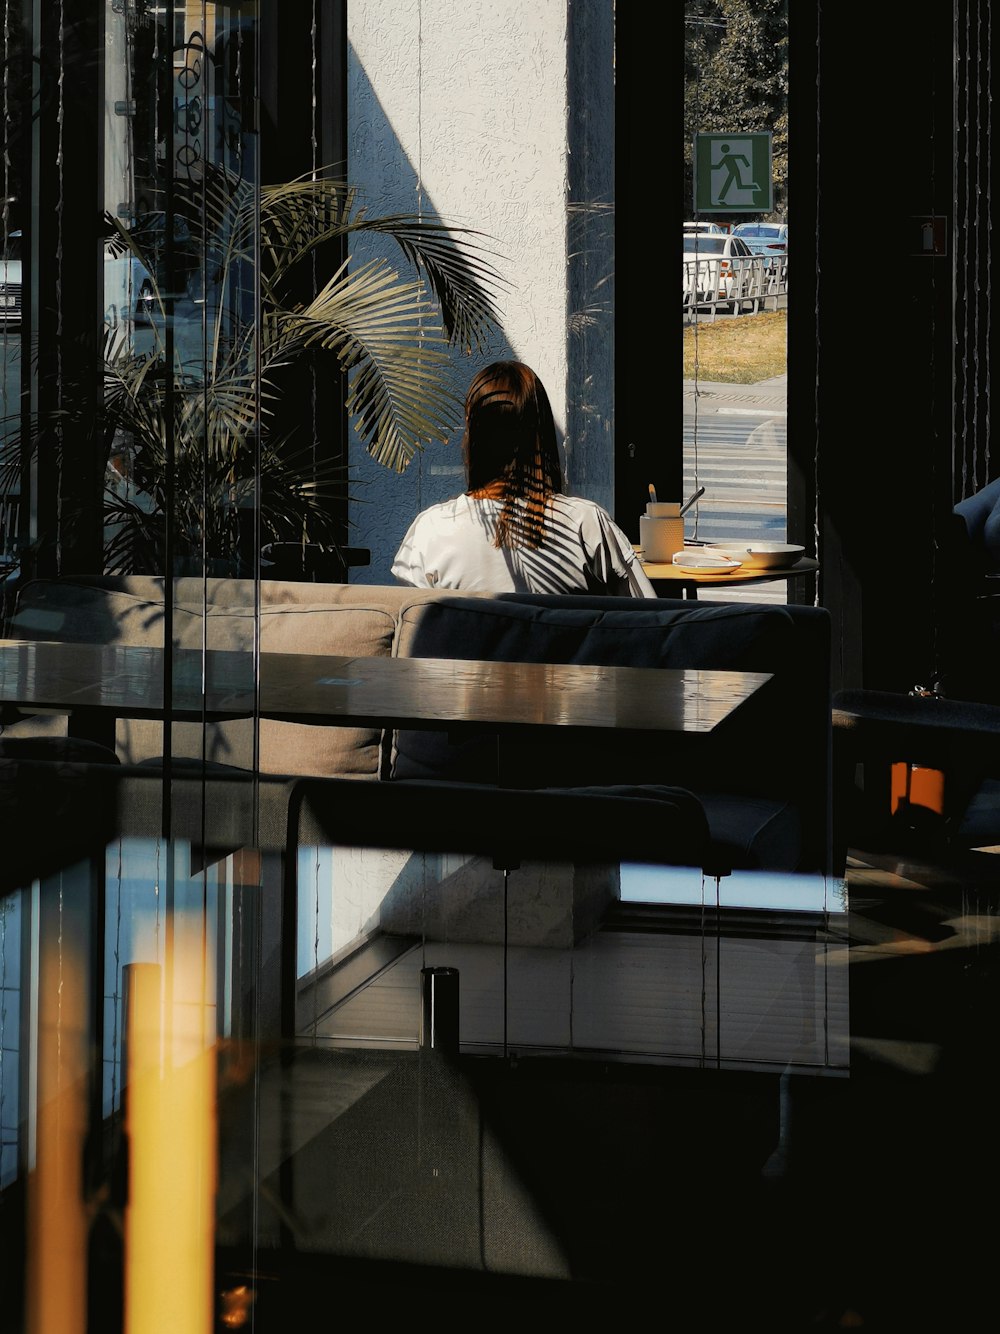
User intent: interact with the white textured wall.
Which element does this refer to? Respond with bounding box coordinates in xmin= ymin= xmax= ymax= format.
xmin=347 ymin=0 xmax=574 ymax=584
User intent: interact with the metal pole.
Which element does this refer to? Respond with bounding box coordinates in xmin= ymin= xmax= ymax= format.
xmin=420 ymin=966 xmax=459 ymax=1055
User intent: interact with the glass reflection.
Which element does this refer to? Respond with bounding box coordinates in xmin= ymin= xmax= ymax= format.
xmin=0 ymin=789 xmax=858 ymax=1331
xmin=103 ymin=2 xmax=259 ymax=581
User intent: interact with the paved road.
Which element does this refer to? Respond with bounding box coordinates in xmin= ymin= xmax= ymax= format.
xmin=682 ymin=372 xmax=788 ymax=539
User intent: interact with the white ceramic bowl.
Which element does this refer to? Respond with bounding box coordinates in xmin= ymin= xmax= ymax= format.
xmin=707 ymin=541 xmax=804 ymax=570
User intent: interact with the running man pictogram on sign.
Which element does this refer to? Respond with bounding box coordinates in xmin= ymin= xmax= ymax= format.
xmin=714 ymin=143 xmax=757 ymax=201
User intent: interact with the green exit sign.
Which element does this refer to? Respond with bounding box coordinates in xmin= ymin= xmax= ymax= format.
xmin=694 ymin=132 xmax=773 ymax=213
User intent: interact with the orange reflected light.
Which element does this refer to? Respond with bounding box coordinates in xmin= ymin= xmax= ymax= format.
xmin=123 ymin=934 xmax=217 ymax=1334
xmin=25 ymin=921 xmax=89 ymax=1334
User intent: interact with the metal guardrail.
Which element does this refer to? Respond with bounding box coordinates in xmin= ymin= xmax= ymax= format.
xmin=682 ymin=254 xmax=788 ymax=319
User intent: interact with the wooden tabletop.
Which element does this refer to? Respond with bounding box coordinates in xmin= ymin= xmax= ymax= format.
xmin=261 ymin=651 xmax=771 ymax=736
xmin=639 ymin=554 xmax=820 ymax=586
xmin=0 ymin=640 xmax=771 ymax=739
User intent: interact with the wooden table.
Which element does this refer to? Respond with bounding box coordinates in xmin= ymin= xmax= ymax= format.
xmin=0 ymin=638 xmax=776 ymax=1077
xmin=0 ymin=639 xmax=771 ymax=747
xmin=638 ymin=552 xmax=820 ymax=598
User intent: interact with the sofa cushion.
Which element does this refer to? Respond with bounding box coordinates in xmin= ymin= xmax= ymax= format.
xmin=0 ymin=757 xmax=292 ymax=894
xmin=698 ymin=793 xmax=803 ymax=873
xmin=142 ymin=596 xmax=403 ymax=776
xmin=954 ymin=476 xmax=1000 ymax=572
xmin=9 ymin=580 xmax=169 ymax=645
xmin=102 ymin=593 xmax=403 ymax=775
xmin=0 ymin=735 xmax=121 ymax=764
xmin=395 ymin=595 xmax=794 ymax=670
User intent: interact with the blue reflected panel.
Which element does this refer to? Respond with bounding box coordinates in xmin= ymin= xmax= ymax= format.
xmin=296 ymin=845 xmax=337 ymax=980
xmin=0 ymin=888 xmax=20 ymax=1188
xmin=619 ymin=863 xmax=850 ymax=1071
xmin=102 ymin=838 xmax=221 ymax=1119
xmin=620 ymin=863 xmax=848 ymax=914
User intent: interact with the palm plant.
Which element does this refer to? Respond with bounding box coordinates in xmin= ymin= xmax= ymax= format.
xmin=2 ymin=166 xmax=507 ymax=574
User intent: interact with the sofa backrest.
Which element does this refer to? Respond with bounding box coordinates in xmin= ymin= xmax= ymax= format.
xmin=0 ymin=754 xmax=293 ymax=895
xmin=6 ymin=576 xmax=476 ymax=775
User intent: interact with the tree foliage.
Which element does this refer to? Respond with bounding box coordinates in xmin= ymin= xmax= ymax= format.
xmin=683 ymin=0 xmax=789 ymax=222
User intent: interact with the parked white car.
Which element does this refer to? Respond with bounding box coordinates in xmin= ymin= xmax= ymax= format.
xmin=730 ymin=221 xmax=789 ymax=270
xmin=104 ymin=250 xmax=156 ymax=331
xmin=683 ymin=219 xmax=726 ymax=235
xmin=104 ymin=212 xmax=211 ymax=330
xmin=682 ymin=232 xmax=754 ymax=302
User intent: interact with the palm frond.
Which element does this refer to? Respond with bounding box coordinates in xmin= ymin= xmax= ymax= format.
xmin=269 ymin=256 xmax=462 ymax=470
xmin=357 ymin=216 xmax=508 ymax=354
xmin=255 ymin=172 xmax=509 ymax=352
xmin=19 ymin=166 xmax=513 ymax=572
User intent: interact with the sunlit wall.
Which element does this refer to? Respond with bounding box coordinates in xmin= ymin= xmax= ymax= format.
xmin=347 ymin=0 xmax=615 ymax=584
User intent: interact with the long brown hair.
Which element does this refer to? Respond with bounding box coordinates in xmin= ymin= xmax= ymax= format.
xmin=463 ymin=360 xmax=563 ymax=548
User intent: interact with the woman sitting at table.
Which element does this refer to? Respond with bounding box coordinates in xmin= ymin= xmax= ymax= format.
xmin=391 ymin=360 xmax=655 ymax=597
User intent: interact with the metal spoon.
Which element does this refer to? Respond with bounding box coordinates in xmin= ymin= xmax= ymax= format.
xmin=679 ymin=485 xmax=705 ymax=518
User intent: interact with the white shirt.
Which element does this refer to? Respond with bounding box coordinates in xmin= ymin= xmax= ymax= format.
xmin=391 ymin=492 xmax=656 ymax=597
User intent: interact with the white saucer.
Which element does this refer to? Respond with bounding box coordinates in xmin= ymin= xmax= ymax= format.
xmin=671 ymin=552 xmax=743 ymax=573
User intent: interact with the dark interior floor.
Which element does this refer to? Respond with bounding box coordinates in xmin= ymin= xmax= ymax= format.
xmin=207 ymin=837 xmax=1000 ymax=1333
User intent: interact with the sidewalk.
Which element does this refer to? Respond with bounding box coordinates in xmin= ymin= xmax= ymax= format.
xmin=683 ymin=373 xmax=787 ymax=412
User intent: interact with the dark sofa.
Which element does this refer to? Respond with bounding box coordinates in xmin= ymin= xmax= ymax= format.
xmin=391 ymin=592 xmax=833 ymax=877
xmin=2 ymin=576 xmax=834 ymax=882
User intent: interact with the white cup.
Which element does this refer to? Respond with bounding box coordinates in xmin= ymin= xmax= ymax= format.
xmin=639 ymin=503 xmax=684 ymax=562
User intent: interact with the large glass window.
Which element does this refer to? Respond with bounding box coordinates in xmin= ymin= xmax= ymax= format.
xmin=682 ymin=0 xmax=791 ymax=603
xmin=0 ymin=9 xmax=846 ymax=1331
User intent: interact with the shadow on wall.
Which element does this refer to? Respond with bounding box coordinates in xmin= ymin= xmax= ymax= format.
xmin=346 ymin=55 xmax=516 ymax=587
xmin=346 ymin=11 xmax=615 ymax=584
